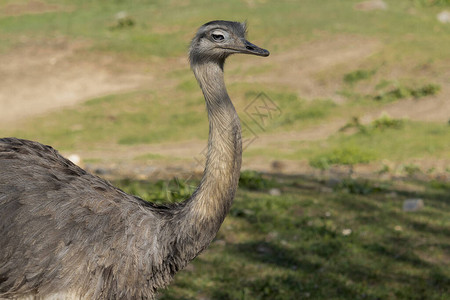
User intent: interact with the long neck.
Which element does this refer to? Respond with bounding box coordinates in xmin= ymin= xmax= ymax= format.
xmin=173 ymin=59 xmax=242 ymax=256
xmin=190 ymin=60 xmax=242 ymax=223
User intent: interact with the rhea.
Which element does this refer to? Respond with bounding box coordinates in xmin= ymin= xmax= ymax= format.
xmin=0 ymin=21 xmax=269 ymax=299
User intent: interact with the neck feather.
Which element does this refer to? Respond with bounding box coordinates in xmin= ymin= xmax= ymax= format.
xmin=190 ymin=60 xmax=242 ymax=220
xmin=174 ymin=59 xmax=242 ymax=256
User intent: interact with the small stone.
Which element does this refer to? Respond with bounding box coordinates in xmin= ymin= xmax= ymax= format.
xmin=355 ymin=0 xmax=387 ymax=11
xmin=342 ymin=228 xmax=352 ymax=236
xmin=325 ymin=211 xmax=331 ymax=217
xmin=115 ymin=11 xmax=128 ymax=20
xmin=402 ymin=199 xmax=424 ymax=212
xmin=269 ymin=188 xmax=281 ymax=196
xmin=437 ymin=11 xmax=450 ymax=24
xmin=67 ymin=154 xmax=82 ymax=166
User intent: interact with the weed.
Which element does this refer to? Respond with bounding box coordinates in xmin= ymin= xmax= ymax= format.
xmin=402 ymin=164 xmax=422 ymax=176
xmin=239 ymin=170 xmax=275 ymax=190
xmin=115 ymin=177 xmax=194 ymax=204
xmin=340 ymin=114 xmax=404 ymax=136
xmin=343 ymin=69 xmax=376 ymax=84
xmin=410 ymin=83 xmax=441 ymax=98
xmin=375 ymin=79 xmax=392 ymax=91
xmin=336 ymin=178 xmax=383 ymax=195
xmin=378 ymin=163 xmax=390 ymax=174
xmin=109 ymin=12 xmax=135 ymax=30
xmin=374 ymin=83 xmax=441 ymax=102
xmin=339 ymin=116 xmax=367 ymax=133
xmin=309 ymin=146 xmax=377 ymax=170
xmin=372 ymin=113 xmax=404 ymax=130
xmin=374 ymin=86 xmax=411 ymax=102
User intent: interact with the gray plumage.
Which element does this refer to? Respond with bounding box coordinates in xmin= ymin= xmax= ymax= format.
xmin=0 ymin=20 xmax=269 ymax=300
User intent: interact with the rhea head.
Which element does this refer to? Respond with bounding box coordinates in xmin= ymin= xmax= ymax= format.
xmin=189 ymin=20 xmax=270 ymax=66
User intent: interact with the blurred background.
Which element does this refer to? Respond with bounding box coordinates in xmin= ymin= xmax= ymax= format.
xmin=1 ymin=0 xmax=449 ymax=299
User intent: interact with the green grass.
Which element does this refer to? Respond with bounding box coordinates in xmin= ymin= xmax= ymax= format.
xmin=309 ymin=146 xmax=378 ymax=170
xmin=344 ymin=69 xmax=377 ymax=85
xmin=113 ymin=174 xmax=450 ymax=300
xmin=1 ymin=0 xmax=449 ymax=61
xmin=245 ymin=119 xmax=450 ymax=165
xmin=1 ymin=90 xmax=209 ymax=150
xmin=373 ymin=83 xmax=441 ymax=102
xmin=324 ymin=121 xmax=450 ymax=161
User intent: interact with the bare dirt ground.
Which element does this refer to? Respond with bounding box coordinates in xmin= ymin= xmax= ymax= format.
xmin=0 ymin=0 xmax=64 ymax=17
xmin=1 ymin=33 xmax=448 ymax=179
xmin=233 ymin=35 xmax=382 ymax=101
xmin=0 ymin=38 xmax=155 ymax=125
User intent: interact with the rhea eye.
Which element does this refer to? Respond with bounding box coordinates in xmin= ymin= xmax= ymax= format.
xmin=212 ymin=33 xmax=225 ymax=42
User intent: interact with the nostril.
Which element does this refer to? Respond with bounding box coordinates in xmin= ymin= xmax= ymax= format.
xmin=246 ymin=45 xmax=255 ymax=51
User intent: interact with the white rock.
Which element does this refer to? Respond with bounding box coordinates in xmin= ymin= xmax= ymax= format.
xmin=342 ymin=228 xmax=352 ymax=236
xmin=67 ymin=154 xmax=82 ymax=166
xmin=269 ymin=188 xmax=281 ymax=196
xmin=437 ymin=11 xmax=450 ymax=24
xmin=115 ymin=11 xmax=128 ymax=20
xmin=402 ymin=199 xmax=424 ymax=212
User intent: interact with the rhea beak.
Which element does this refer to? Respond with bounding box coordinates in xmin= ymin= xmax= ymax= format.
xmin=240 ymin=40 xmax=270 ymax=57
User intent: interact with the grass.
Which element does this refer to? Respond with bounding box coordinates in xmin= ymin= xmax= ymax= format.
xmin=325 ymin=121 xmax=450 ymax=161
xmin=344 ymin=69 xmax=377 ymax=85
xmin=112 ymin=174 xmax=450 ymax=300
xmin=244 ymin=119 xmax=450 ymax=165
xmin=373 ymin=83 xmax=441 ymax=102
xmin=2 ymin=90 xmax=209 ymax=150
xmin=309 ymin=146 xmax=377 ymax=170
xmin=0 ymin=0 xmax=449 ymax=60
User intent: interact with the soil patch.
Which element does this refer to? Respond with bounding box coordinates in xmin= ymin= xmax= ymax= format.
xmin=231 ymin=35 xmax=382 ymax=101
xmin=0 ymin=0 xmax=65 ymax=16
xmin=0 ymin=38 xmax=154 ymax=126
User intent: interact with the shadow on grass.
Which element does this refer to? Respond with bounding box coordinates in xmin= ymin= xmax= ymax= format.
xmin=152 ymin=172 xmax=450 ymax=299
